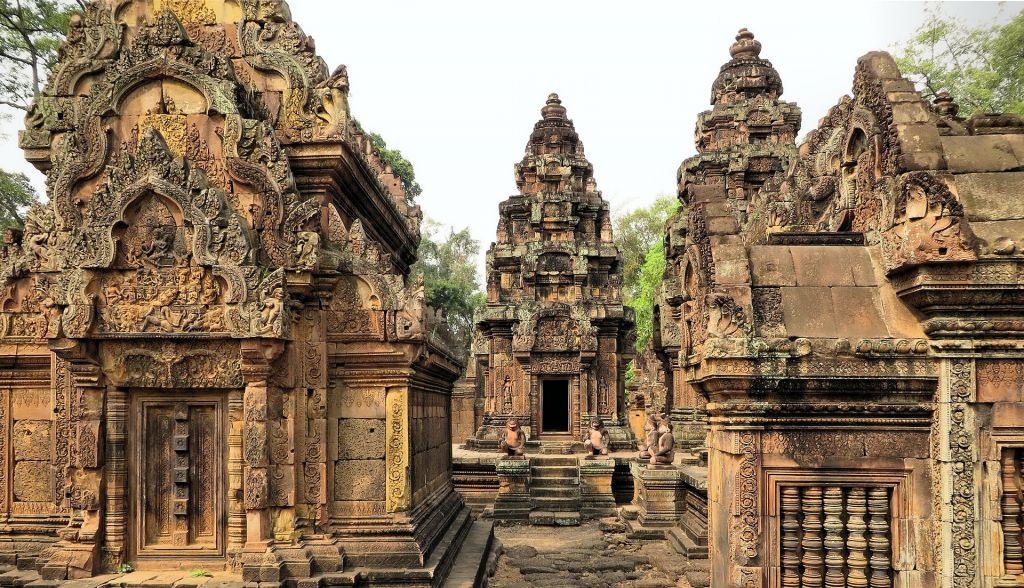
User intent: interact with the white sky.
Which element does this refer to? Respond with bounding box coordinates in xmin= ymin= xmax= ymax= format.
xmin=0 ymin=0 xmax=1018 ymax=281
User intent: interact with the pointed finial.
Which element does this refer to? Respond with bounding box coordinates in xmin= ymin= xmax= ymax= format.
xmin=730 ymin=28 xmax=762 ymax=59
xmin=933 ymin=91 xmax=959 ymax=117
xmin=541 ymin=93 xmax=567 ymax=120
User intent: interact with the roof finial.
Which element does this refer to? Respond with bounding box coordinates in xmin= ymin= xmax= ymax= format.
xmin=933 ymin=91 xmax=959 ymax=117
xmin=730 ymin=28 xmax=762 ymax=59
xmin=542 ymin=93 xmax=567 ymax=120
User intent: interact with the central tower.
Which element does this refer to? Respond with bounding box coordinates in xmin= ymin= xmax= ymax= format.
xmin=468 ymin=94 xmax=635 ymax=449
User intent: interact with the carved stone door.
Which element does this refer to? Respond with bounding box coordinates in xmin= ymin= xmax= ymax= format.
xmin=131 ymin=394 xmax=226 ymax=559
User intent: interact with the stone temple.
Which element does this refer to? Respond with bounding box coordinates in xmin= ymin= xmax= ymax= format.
xmin=0 ymin=0 xmax=496 ymax=585
xmin=461 ymin=93 xmax=635 ymax=452
xmin=1 ymin=3 xmax=1024 ymax=586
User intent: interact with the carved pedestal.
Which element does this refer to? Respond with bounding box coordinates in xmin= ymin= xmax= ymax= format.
xmin=578 ymin=458 xmax=616 ymax=519
xmin=621 ymin=461 xmax=687 ymax=539
xmin=491 ymin=458 xmax=531 ymax=521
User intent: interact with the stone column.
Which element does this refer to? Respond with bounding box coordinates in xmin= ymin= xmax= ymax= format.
xmin=227 ymin=389 xmax=246 ymax=563
xmin=239 ymin=339 xmax=285 ymax=583
xmin=101 ymin=385 xmax=127 ymax=571
xmin=938 ymin=358 xmax=980 ymax=587
xmin=41 ymin=340 xmax=105 ymax=580
xmin=491 ymin=457 xmax=531 ymax=521
xmin=579 ymin=457 xmax=615 ymax=519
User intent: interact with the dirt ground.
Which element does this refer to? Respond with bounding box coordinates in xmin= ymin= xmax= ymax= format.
xmin=490 ymin=519 xmax=699 ymax=588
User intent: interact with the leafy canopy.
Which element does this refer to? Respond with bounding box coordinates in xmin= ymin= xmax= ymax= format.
xmin=895 ymin=5 xmax=1024 ymax=116
xmin=0 ymin=169 xmax=39 ymax=229
xmin=630 ymin=238 xmax=667 ymax=353
xmin=0 ymin=0 xmax=83 ymax=111
xmin=614 ymin=195 xmax=676 ymax=303
xmin=410 ymin=220 xmax=484 ymax=362
xmin=613 ymin=196 xmax=678 ymax=353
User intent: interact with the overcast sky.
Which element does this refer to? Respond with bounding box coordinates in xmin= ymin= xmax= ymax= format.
xmin=0 ymin=1 xmax=1017 ymax=280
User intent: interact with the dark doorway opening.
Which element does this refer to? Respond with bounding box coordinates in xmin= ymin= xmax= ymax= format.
xmin=541 ymin=379 xmax=570 ymax=434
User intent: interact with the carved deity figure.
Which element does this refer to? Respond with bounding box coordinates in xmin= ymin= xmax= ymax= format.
xmin=583 ymin=418 xmax=610 ymax=459
xmin=295 ymin=231 xmax=320 ymax=268
xmin=502 ymin=375 xmax=514 ymax=413
xmin=498 ymin=417 xmax=526 ymax=458
xmin=257 ymin=286 xmax=285 ymax=335
xmin=142 ymin=226 xmax=174 ymax=268
xmin=638 ymin=414 xmax=658 ymax=460
xmin=650 ymin=417 xmax=675 ymax=466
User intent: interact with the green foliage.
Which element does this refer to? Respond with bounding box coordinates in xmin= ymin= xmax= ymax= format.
xmin=410 ymin=220 xmax=483 ymax=362
xmin=369 ymin=132 xmax=423 ymax=204
xmin=614 ymin=195 xmax=676 ymax=303
xmin=0 ymin=169 xmax=39 ymax=229
xmin=614 ymin=196 xmax=677 ymax=353
xmin=895 ymin=5 xmax=1024 ymax=116
xmin=630 ymin=238 xmax=667 ymax=352
xmin=117 ymin=563 xmax=134 ymax=574
xmin=189 ymin=570 xmax=211 ymax=578
xmin=625 ymin=361 xmax=636 ymax=386
xmin=0 ymin=0 xmax=83 ymax=111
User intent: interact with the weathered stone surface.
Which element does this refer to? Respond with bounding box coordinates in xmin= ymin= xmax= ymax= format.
xmin=956 ymin=171 xmax=1024 ymax=221
xmin=13 ymin=462 xmax=52 ymax=503
xmin=941 ymin=135 xmax=1021 ymax=172
xmin=12 ymin=421 xmax=52 ymax=462
xmin=333 ymin=460 xmax=385 ymax=501
xmin=336 ymin=419 xmax=385 ymax=460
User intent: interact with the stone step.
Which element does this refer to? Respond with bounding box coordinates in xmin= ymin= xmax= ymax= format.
xmin=531 ymin=486 xmax=580 ymax=498
xmin=530 ymin=456 xmax=577 ymax=466
xmin=319 ymin=571 xmax=359 ymax=586
xmin=442 ymin=520 xmax=497 ymax=588
xmin=530 ymin=465 xmax=578 ymax=477
xmin=530 ymin=497 xmax=581 ymax=510
xmin=528 ymin=510 xmax=580 ymax=526
xmin=532 ymin=479 xmax=581 ymax=487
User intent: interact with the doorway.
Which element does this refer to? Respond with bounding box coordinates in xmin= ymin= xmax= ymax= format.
xmin=541 ymin=379 xmax=570 ymax=434
xmin=130 ymin=393 xmax=226 ymax=560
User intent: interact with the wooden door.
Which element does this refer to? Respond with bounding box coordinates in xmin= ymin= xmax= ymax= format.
xmin=131 ymin=394 xmax=225 ymax=559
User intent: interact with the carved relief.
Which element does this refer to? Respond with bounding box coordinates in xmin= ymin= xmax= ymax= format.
xmin=881 ymin=172 xmax=977 ymax=272
xmin=947 ymin=359 xmax=978 ymax=588
xmin=735 ymin=431 xmax=760 ymax=565
xmin=385 ymin=387 xmax=409 ymax=513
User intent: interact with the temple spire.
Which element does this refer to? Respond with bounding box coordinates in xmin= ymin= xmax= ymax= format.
xmin=729 ymin=28 xmax=762 ymax=59
xmin=711 ymin=27 xmax=784 ymax=105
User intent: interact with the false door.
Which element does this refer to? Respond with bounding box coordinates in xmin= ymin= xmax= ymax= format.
xmin=132 ymin=394 xmax=226 ymax=559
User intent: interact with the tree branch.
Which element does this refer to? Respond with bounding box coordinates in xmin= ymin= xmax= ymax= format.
xmin=0 ymin=99 xmax=28 ymax=110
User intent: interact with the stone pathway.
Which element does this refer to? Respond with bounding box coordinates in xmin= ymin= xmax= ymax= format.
xmin=490 ymin=519 xmax=695 ymax=588
xmin=0 ymin=568 xmax=244 ymax=587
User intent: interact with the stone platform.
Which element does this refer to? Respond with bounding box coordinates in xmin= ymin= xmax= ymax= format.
xmin=483 ymin=453 xmax=618 ymax=527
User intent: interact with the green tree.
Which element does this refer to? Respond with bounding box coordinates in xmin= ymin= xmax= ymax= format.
xmin=410 ymin=220 xmax=484 ymax=361
xmin=0 ymin=0 xmax=83 ymax=112
xmin=629 ymin=238 xmax=667 ymax=353
xmin=895 ymin=5 xmax=1024 ymax=116
xmin=0 ymin=169 xmax=39 ymax=229
xmin=614 ymin=195 xmax=676 ymax=303
xmin=370 ymin=132 xmax=422 ymax=204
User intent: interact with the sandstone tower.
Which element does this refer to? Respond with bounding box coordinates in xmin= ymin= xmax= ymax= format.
xmin=656 ymin=29 xmax=801 ymax=450
xmin=467 ymin=94 xmax=635 ymax=449
xmin=0 ymin=0 xmax=493 ymax=584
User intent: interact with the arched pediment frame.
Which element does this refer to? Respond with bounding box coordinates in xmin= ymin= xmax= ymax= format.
xmin=81 ymin=129 xmax=253 ymax=275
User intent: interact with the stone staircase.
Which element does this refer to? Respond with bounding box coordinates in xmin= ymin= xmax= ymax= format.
xmin=527 ymin=455 xmax=581 ymax=526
